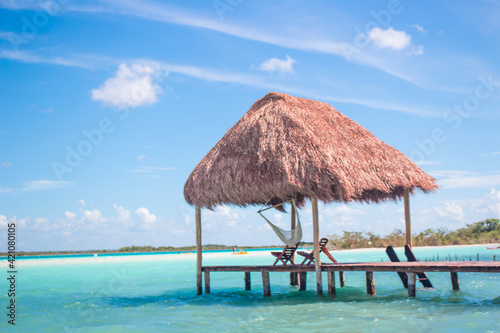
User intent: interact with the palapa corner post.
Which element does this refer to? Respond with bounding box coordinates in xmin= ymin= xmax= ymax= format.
xmin=195 ymin=205 xmax=203 ymax=295
xmin=290 ymin=202 xmax=298 ymax=286
xmin=403 ymin=188 xmax=412 ymax=248
xmin=312 ymin=197 xmax=322 ymax=295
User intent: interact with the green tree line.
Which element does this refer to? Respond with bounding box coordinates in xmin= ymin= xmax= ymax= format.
xmin=328 ymin=218 xmax=500 ymax=249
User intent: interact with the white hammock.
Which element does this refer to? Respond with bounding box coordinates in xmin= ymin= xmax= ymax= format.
xmin=258 ymin=199 xmax=302 ymax=246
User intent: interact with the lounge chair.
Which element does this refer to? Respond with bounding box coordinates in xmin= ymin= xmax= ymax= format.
xmin=271 ymin=243 xmax=299 ymax=265
xmin=297 ymin=238 xmax=338 ymax=264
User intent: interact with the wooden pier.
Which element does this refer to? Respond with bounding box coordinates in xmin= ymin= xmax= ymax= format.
xmin=201 ymin=261 xmax=500 ymax=297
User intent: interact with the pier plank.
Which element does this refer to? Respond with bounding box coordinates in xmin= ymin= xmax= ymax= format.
xmin=201 ymin=261 xmax=500 ymax=273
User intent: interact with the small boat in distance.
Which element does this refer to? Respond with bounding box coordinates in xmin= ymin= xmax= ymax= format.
xmin=487 ymin=245 xmax=500 ymax=249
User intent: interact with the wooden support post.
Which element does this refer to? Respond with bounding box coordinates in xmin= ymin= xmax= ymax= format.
xmin=339 ymin=271 xmax=345 ymax=287
xmin=262 ymin=271 xmax=271 ymax=297
xmin=195 ymin=205 xmax=202 ymax=295
xmin=299 ymin=272 xmax=307 ymax=291
xmin=404 ymin=188 xmax=412 ymax=248
xmin=366 ymin=271 xmax=375 ymax=295
xmin=327 ymin=271 xmax=336 ymax=296
xmin=290 ymin=202 xmax=298 ymax=286
xmin=450 ymin=272 xmax=460 ymax=291
xmin=204 ymin=271 xmax=210 ymax=294
xmin=408 ymin=272 xmax=416 ymax=297
xmin=244 ymin=272 xmax=251 ymax=290
xmin=312 ymin=197 xmax=322 ymax=295
xmin=290 ymin=273 xmax=298 ymax=286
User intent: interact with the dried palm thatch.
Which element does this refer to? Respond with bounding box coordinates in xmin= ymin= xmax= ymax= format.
xmin=184 ymin=92 xmax=437 ymax=209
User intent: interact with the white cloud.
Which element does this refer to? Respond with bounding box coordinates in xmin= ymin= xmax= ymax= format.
xmin=22 ymin=180 xmax=73 ymax=192
xmin=259 ymin=55 xmax=296 ymax=74
xmin=411 ymin=24 xmax=427 ymax=34
xmin=472 ymin=189 xmax=500 ymax=217
xmin=78 ymin=199 xmax=86 ymax=207
xmin=91 ymin=63 xmax=164 ymax=108
xmin=82 ymin=209 xmax=107 ymax=224
xmin=202 ymin=206 xmax=242 ymax=231
xmin=321 ymin=204 xmax=366 ymax=225
xmin=434 ymin=202 xmax=465 ymax=221
xmin=137 ymin=154 xmax=149 ymax=160
xmin=1 ymin=162 xmax=11 ymax=167
xmin=368 ymin=27 xmax=412 ymax=50
xmin=135 ymin=207 xmax=157 ymax=224
xmin=64 ymin=211 xmax=76 ymax=220
xmin=33 ymin=217 xmax=50 ymax=230
xmin=0 ymin=214 xmax=7 ymax=227
xmin=113 ymin=204 xmax=132 ymax=222
xmin=0 ymin=188 xmax=11 ymax=193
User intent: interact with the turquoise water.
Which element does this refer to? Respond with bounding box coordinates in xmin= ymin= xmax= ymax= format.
xmin=2 ymin=245 xmax=499 ymax=332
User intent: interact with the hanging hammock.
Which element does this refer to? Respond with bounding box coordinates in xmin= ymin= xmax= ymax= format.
xmin=258 ymin=199 xmax=302 ymax=246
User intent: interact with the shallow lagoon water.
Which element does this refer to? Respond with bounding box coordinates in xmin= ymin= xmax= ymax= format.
xmin=2 ymin=245 xmax=499 ymax=332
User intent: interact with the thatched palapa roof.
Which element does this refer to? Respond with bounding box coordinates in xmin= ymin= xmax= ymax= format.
xmin=184 ymin=92 xmax=437 ymax=209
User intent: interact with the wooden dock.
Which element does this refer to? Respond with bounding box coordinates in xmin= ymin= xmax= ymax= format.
xmin=201 ymin=261 xmax=500 ymax=297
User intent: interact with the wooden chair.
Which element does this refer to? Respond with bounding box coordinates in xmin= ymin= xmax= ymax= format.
xmin=297 ymin=238 xmax=338 ymax=264
xmin=271 ymin=243 xmax=299 ymax=265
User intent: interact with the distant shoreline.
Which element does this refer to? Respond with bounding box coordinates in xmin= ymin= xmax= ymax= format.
xmin=3 ymin=242 xmax=498 ymax=258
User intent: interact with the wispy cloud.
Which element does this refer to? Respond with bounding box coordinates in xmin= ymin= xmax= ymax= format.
xmin=415 ymin=160 xmax=442 ymax=166
xmin=0 ymin=50 xmax=439 ymax=117
xmin=1 ymin=162 xmax=12 ymax=167
xmin=433 ymin=170 xmax=500 ymax=189
xmin=0 ymin=50 xmax=93 ymax=68
xmin=39 ymin=107 xmax=53 ymax=113
xmin=128 ymin=166 xmax=174 ymax=177
xmin=0 ymin=30 xmax=18 ymax=40
xmin=60 ymin=0 xmax=423 ymax=86
xmin=137 ymin=154 xmax=149 ymax=160
xmin=22 ymin=180 xmax=74 ymax=192
xmin=411 ymin=24 xmax=427 ymax=34
xmin=0 ymin=0 xmax=48 ymax=10
xmin=479 ymin=151 xmax=500 ymax=157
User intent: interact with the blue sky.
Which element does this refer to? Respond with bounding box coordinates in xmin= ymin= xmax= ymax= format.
xmin=1 ymin=0 xmax=499 ymax=251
